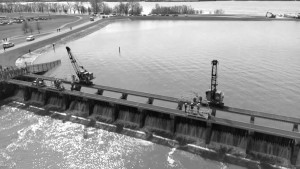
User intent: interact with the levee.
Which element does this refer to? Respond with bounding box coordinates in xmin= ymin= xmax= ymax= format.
xmin=1 ymin=77 xmax=299 ymax=169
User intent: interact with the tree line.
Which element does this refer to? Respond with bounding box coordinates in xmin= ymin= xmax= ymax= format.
xmin=0 ymin=1 xmax=143 ymax=15
xmin=151 ymin=4 xmax=198 ymax=15
xmin=151 ymin=4 xmax=224 ymax=15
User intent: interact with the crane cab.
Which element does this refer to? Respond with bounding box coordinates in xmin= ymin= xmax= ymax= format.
xmin=205 ymin=89 xmax=224 ymax=106
xmin=78 ymin=70 xmax=94 ymax=85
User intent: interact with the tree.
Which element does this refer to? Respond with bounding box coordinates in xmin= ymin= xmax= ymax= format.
xmin=36 ymin=21 xmax=41 ymax=34
xmin=88 ymin=7 xmax=92 ymax=15
xmin=102 ymin=3 xmax=112 ymax=15
xmin=89 ymin=0 xmax=102 ymax=14
xmin=29 ymin=25 xmax=33 ymax=34
xmin=22 ymin=21 xmax=29 ymax=34
xmin=128 ymin=2 xmax=143 ymax=15
xmin=74 ymin=2 xmax=81 ymax=14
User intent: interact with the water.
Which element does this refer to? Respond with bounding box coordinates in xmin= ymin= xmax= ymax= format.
xmin=2 ymin=2 xmax=300 ymax=168
xmin=0 ymin=104 xmax=232 ymax=169
xmin=35 ymin=20 xmax=300 ymax=119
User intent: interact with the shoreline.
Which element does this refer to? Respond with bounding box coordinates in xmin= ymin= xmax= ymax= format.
xmin=0 ymin=17 xmax=127 ymax=67
xmin=1 ymin=14 xmax=298 ymax=68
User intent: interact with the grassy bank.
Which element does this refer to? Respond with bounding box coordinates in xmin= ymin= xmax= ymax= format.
xmin=0 ymin=13 xmax=91 ymax=41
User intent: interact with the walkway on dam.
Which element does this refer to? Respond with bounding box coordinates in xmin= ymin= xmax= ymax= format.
xmin=21 ymin=74 xmax=300 ymax=128
xmin=8 ymin=74 xmax=300 ymax=141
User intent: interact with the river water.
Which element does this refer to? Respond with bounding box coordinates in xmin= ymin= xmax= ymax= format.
xmin=1 ymin=2 xmax=300 ymax=169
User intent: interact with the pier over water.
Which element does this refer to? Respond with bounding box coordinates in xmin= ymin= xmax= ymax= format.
xmin=0 ymin=74 xmax=299 ymax=168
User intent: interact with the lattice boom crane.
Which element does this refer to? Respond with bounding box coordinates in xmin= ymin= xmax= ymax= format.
xmin=66 ymin=46 xmax=94 ymax=86
xmin=205 ymin=60 xmax=224 ymax=106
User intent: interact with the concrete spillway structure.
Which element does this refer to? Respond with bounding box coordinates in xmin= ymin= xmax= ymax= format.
xmin=1 ymin=75 xmax=299 ymax=169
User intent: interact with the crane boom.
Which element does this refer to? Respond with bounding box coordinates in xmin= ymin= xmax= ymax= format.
xmin=66 ymin=46 xmax=94 ymax=85
xmin=205 ymin=60 xmax=224 ymax=106
xmin=211 ymin=60 xmax=218 ymax=101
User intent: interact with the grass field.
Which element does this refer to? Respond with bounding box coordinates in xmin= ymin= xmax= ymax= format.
xmin=0 ymin=13 xmax=91 ymax=41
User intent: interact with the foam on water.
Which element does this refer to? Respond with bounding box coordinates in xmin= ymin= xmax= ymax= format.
xmin=0 ymin=104 xmax=239 ymax=169
xmin=167 ymin=148 xmax=177 ymax=167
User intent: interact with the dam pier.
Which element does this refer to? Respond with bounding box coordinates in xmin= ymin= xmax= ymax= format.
xmin=0 ymin=71 xmax=299 ymax=168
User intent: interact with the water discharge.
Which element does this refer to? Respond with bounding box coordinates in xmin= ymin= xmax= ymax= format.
xmin=1 ymin=104 xmax=233 ymax=169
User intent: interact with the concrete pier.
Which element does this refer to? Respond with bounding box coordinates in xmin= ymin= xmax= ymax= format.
xmin=1 ymin=76 xmax=300 ymax=168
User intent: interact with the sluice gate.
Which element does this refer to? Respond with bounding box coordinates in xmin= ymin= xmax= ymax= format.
xmin=1 ymin=75 xmax=300 ymax=168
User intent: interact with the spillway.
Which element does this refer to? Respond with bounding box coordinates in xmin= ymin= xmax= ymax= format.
xmin=1 ymin=76 xmax=299 ymax=169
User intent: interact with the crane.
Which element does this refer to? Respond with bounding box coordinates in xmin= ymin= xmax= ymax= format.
xmin=205 ymin=60 xmax=224 ymax=106
xmin=66 ymin=46 xmax=94 ymax=89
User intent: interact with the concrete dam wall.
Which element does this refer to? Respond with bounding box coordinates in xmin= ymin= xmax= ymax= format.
xmin=1 ymin=79 xmax=299 ymax=168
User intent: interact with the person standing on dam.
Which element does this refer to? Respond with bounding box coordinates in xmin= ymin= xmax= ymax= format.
xmin=197 ymin=103 xmax=200 ymax=113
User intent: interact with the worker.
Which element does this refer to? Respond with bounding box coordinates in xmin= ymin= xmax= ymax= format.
xmin=71 ymin=75 xmax=76 ymax=90
xmin=190 ymin=103 xmax=194 ymax=111
xmin=184 ymin=103 xmax=187 ymax=112
xmin=199 ymin=96 xmax=202 ymax=103
xmin=193 ymin=97 xmax=197 ymax=103
xmin=197 ymin=103 xmax=200 ymax=113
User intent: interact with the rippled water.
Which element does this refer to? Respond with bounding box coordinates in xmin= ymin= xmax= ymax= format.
xmin=35 ymin=20 xmax=300 ymax=119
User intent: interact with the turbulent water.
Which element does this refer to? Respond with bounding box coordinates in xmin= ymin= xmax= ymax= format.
xmin=1 ymin=2 xmax=300 ymax=168
xmin=0 ymin=104 xmax=234 ymax=169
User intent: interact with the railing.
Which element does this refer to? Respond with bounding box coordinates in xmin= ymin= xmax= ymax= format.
xmin=26 ymin=60 xmax=61 ymax=73
xmin=0 ymin=67 xmax=28 ymax=81
xmin=0 ymin=60 xmax=61 ymax=81
xmin=21 ymin=74 xmax=300 ymax=133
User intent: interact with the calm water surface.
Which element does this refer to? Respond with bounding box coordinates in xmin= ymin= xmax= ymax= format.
xmin=1 ymin=17 xmax=300 ymax=168
xmin=36 ymin=20 xmax=300 ymax=119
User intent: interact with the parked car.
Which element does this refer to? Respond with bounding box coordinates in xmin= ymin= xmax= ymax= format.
xmin=26 ymin=35 xmax=35 ymax=41
xmin=3 ymin=42 xmax=14 ymax=49
xmin=90 ymin=17 xmax=94 ymax=21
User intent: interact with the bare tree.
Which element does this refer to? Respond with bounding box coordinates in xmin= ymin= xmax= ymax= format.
xmin=29 ymin=25 xmax=34 ymax=34
xmin=74 ymin=2 xmax=81 ymax=14
xmin=36 ymin=21 xmax=41 ymax=34
xmin=89 ymin=0 xmax=103 ymax=14
xmin=22 ymin=21 xmax=29 ymax=34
